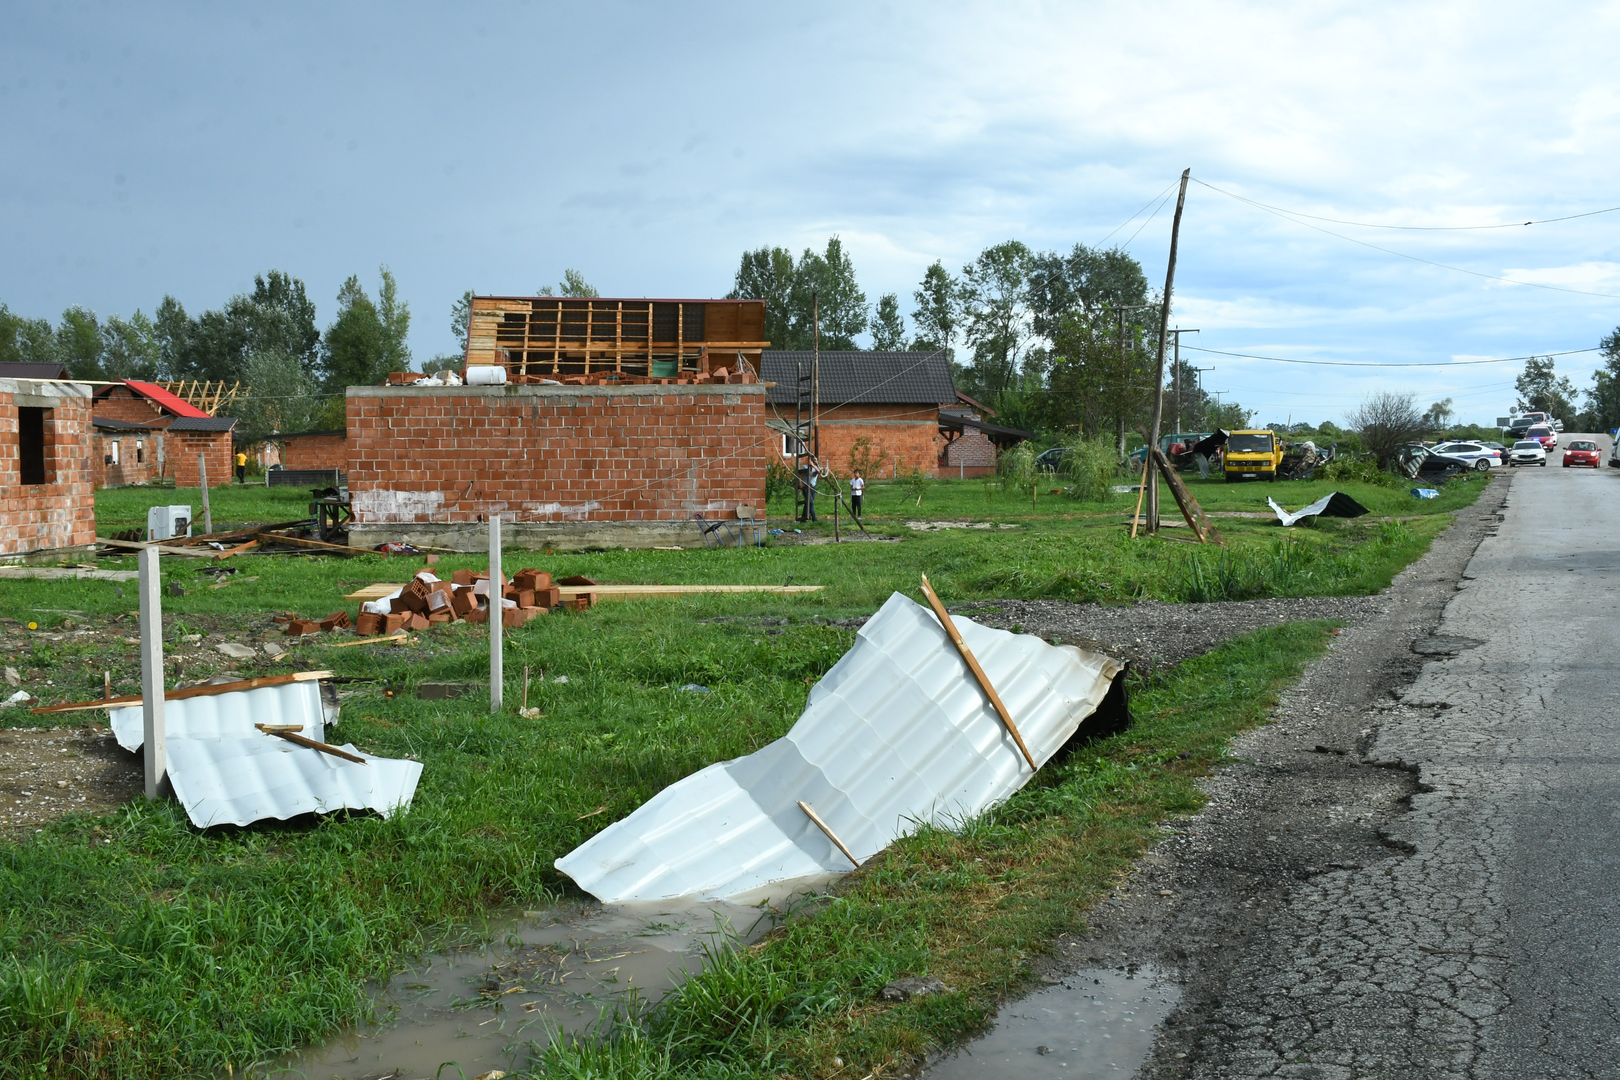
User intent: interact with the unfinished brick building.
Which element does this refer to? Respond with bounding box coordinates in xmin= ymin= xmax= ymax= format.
xmin=0 ymin=376 xmax=96 ymax=559
xmin=761 ymin=351 xmax=959 ymax=477
xmin=92 ymin=417 xmax=163 ymax=488
xmin=345 ymin=381 xmax=769 ymax=551
xmin=166 ymin=416 xmax=238 ymax=488
xmin=277 ymin=430 xmax=347 ymax=471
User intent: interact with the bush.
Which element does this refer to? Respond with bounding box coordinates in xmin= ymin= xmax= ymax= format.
xmin=1321 ymin=456 xmax=1403 ymax=488
xmin=1056 ymin=436 xmax=1123 ymax=502
xmin=765 ymin=459 xmax=797 ymax=503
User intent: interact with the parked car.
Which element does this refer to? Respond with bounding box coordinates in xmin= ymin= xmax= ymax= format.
xmin=1431 ymin=441 xmax=1500 ymax=471
xmin=1563 ymin=439 xmax=1602 ymax=467
xmin=1508 ymin=439 xmax=1548 ymax=466
xmin=1396 ymin=444 xmax=1472 ymax=480
xmin=1034 ymin=447 xmax=1067 ymax=473
xmin=1553 ymin=418 xmax=1565 ymax=432
xmin=1525 ymin=424 xmax=1559 ymax=452
xmin=1480 ymin=440 xmax=1507 ymax=455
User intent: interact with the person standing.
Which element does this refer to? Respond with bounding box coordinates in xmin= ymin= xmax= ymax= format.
xmin=849 ymin=469 xmax=864 ymax=519
xmin=235 ymin=449 xmax=248 ymax=484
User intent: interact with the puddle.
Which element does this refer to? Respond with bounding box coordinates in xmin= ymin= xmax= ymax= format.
xmin=924 ymin=965 xmax=1179 ymax=1078
xmin=257 ymin=895 xmax=785 ymax=1080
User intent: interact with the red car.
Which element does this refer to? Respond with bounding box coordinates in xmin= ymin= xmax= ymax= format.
xmin=1563 ymin=439 xmax=1602 ymax=467
xmin=1525 ymin=425 xmax=1559 ymax=452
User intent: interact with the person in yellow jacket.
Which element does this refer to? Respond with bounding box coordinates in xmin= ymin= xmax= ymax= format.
xmin=235 ymin=450 xmax=248 ymax=484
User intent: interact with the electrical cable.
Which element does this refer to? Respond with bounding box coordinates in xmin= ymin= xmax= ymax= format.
xmin=1097 ymin=178 xmax=1180 ymax=247
xmin=1120 ymin=189 xmax=1176 ymax=250
xmin=1180 ymin=344 xmax=1601 ymax=368
xmin=1192 ymin=178 xmax=1620 ymax=231
xmin=1194 ymin=179 xmax=1620 ymax=301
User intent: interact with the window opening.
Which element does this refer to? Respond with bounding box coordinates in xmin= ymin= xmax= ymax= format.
xmin=136 ymin=440 xmax=144 ymax=464
xmin=18 ymin=407 xmax=47 ymax=485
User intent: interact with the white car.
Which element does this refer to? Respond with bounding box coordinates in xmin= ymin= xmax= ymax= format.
xmin=1431 ymin=441 xmax=1500 ymax=471
xmin=1508 ymin=439 xmax=1548 ymax=466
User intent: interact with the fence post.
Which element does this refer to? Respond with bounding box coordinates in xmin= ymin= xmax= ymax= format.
xmin=197 ymin=452 xmax=212 ymax=534
xmin=138 ymin=547 xmax=167 ymax=799
xmin=490 ymin=516 xmax=503 ymax=713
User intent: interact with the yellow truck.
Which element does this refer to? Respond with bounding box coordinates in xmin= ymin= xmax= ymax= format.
xmin=1223 ymin=429 xmax=1285 ymax=482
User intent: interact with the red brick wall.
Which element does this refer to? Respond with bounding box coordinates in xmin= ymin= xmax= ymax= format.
xmin=93 ymin=430 xmax=161 ymax=488
xmin=93 ymin=386 xmax=170 ymax=426
xmin=169 ymin=431 xmax=234 ymax=489
xmin=797 ymin=403 xmax=944 ymax=478
xmin=939 ymin=414 xmax=999 ymax=478
xmin=0 ymin=382 xmax=97 ymax=555
xmin=280 ymin=433 xmax=348 ymax=470
xmin=347 ymin=384 xmax=769 ymax=523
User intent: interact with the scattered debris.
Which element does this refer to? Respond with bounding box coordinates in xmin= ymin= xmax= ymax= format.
xmin=3 ymin=668 xmax=17 ymax=688
xmin=34 ymin=669 xmax=331 ymax=717
xmin=679 ymin=684 xmax=711 ymax=694
xmin=555 ymin=590 xmax=1124 ymax=903
xmin=880 ymin=976 xmax=954 ymax=1002
xmin=1 ymin=690 xmax=34 ymax=709
xmin=1412 ymin=488 xmax=1440 ymax=499
xmin=215 ymin=642 xmax=258 ymax=660
xmin=905 ymin=521 xmax=1022 ymax=531
xmin=417 ymin=683 xmax=475 ymax=701
xmin=0 ymin=566 xmax=139 ymax=582
xmin=1266 ymin=491 xmax=1371 ymax=527
xmin=262 ymin=641 xmax=285 ymax=659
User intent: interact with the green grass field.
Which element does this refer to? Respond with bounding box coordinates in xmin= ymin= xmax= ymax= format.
xmin=0 ymin=473 xmax=1490 ymax=1078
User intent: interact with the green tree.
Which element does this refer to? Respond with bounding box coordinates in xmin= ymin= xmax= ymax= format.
xmin=1423 ymin=398 xmax=1454 ymax=434
xmin=910 ymin=260 xmax=960 ymax=354
xmin=1047 ymin=303 xmax=1156 ymax=457
xmin=451 ymin=289 xmax=473 ymax=353
xmin=959 ymin=241 xmax=1033 ymax=400
xmin=236 ymin=350 xmax=327 ymax=443
xmin=321 ymin=268 xmax=409 ymax=389
xmin=790 ymin=236 xmax=867 ymax=349
xmin=0 ymin=303 xmax=60 ymax=368
xmin=152 ymin=270 xmax=320 ymax=382
xmin=55 ymin=306 xmax=104 ymax=380
xmin=870 ymin=293 xmax=906 ymax=350
xmin=101 ymin=311 xmax=160 ymax=381
xmin=1514 ymin=356 xmax=1577 ymax=423
xmin=729 ymin=246 xmax=797 ymax=348
xmin=1589 ymin=329 xmax=1620 ymax=432
xmin=537 ymin=270 xmax=598 ymax=297
xmin=1026 ymin=244 xmax=1151 ymax=341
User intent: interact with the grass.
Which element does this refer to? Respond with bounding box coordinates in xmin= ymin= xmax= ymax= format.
xmin=0 ymin=475 xmax=1488 ymax=1077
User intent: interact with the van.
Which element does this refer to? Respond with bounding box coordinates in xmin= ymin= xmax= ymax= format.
xmin=1223 ymin=430 xmax=1285 ymax=482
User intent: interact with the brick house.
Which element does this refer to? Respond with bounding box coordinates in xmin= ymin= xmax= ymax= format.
xmin=166 ymin=416 xmax=238 ymax=488
xmin=1 ymin=376 xmax=96 ymax=559
xmin=938 ymin=394 xmax=1033 ymax=479
xmin=277 ymin=430 xmax=348 ymax=471
xmin=92 ymin=417 xmax=163 ymax=488
xmin=760 ymin=351 xmax=962 ymax=477
xmin=344 ymin=381 xmax=769 ymax=551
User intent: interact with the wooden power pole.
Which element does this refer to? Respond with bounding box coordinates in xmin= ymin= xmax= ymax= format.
xmin=1147 ymin=169 xmax=1191 ymax=533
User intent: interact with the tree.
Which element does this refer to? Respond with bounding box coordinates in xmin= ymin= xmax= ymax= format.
xmin=1514 ymin=356 xmax=1577 ymax=423
xmin=1047 ymin=303 xmax=1155 ymax=457
xmin=1423 ymin=398 xmax=1454 ymax=434
xmin=1589 ymin=329 xmax=1620 ymax=432
xmin=959 ymin=240 xmax=1033 ymax=399
xmin=790 ymin=236 xmax=867 ymax=349
xmin=537 ymin=269 xmax=598 ymax=297
xmin=321 ymin=268 xmax=409 ymax=389
xmin=152 ymin=270 xmax=321 ymax=382
xmin=728 ymin=246 xmax=797 ymax=348
xmin=55 ymin=306 xmax=104 ymax=380
xmin=0 ymin=303 xmax=60 ymax=368
xmin=1348 ymin=390 xmax=1426 ymax=469
xmin=910 ymin=260 xmax=961 ymax=354
xmin=451 ymin=289 xmax=473 ymax=354
xmin=1026 ymin=244 xmax=1150 ymax=341
xmin=101 ymin=311 xmax=160 ymax=381
xmin=870 ymin=293 xmax=905 ymax=350
xmin=235 ymin=349 xmax=327 ymax=444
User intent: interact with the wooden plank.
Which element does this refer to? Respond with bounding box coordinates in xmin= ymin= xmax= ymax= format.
xmin=213 ymin=539 xmax=259 ymax=560
xmin=918 ymin=573 xmax=1037 ymax=771
xmin=31 ymin=670 xmax=332 ymax=715
xmin=1153 ymin=448 xmax=1222 ymax=545
xmin=256 ymin=725 xmax=368 ymax=764
xmin=344 ymin=582 xmax=825 ymax=601
xmin=254 ymin=531 xmax=374 ymax=556
xmin=799 ymin=800 xmax=859 ymax=866
xmin=324 ymin=633 xmax=413 ymax=648
xmin=96 ymin=536 xmax=216 ymax=559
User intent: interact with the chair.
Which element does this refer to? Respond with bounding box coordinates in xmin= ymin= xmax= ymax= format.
xmin=735 ymin=505 xmax=765 ymax=547
xmin=694 ymin=512 xmax=737 ymax=550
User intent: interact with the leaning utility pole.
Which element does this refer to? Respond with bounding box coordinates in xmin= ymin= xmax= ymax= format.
xmin=1147 ymin=169 xmax=1191 ymax=533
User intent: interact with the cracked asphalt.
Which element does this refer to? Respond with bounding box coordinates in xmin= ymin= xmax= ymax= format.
xmin=988 ymin=444 xmax=1620 ymax=1080
xmin=1087 ymin=443 xmax=1620 ymax=1080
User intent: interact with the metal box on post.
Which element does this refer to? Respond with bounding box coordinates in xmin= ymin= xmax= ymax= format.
xmin=146 ymin=505 xmax=193 ymax=541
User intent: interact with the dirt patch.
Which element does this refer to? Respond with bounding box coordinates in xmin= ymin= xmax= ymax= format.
xmin=0 ymin=725 xmax=143 ymax=834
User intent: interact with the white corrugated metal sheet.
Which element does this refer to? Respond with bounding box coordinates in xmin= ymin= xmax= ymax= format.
xmin=165 ymin=736 xmax=423 ymax=828
xmin=556 ymin=592 xmax=1123 ymax=903
xmin=109 ymin=681 xmax=327 ymax=751
xmin=109 ymin=681 xmax=422 ymax=828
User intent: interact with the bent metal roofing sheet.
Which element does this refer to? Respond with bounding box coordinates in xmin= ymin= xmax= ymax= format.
xmin=109 ymin=680 xmax=327 ymax=751
xmin=555 ymin=592 xmax=1123 ymax=904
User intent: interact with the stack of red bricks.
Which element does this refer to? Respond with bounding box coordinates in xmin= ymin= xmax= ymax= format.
xmin=461 ymin=567 xmax=561 ymax=628
xmin=278 ymin=610 xmax=352 ymax=636
xmin=348 ymin=568 xmax=562 ymax=636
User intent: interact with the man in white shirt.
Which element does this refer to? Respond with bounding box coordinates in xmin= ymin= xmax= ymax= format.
xmin=849 ymin=470 xmax=864 ymax=519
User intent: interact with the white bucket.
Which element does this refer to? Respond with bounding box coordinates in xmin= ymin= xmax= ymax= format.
xmin=465 ymin=365 xmax=507 ymax=386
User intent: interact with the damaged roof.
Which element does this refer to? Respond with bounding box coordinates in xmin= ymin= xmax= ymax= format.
xmin=166 ymin=415 xmax=238 ymax=432
xmin=98 ymin=380 xmax=211 ymax=418
xmin=760 ymin=351 xmax=957 ymax=407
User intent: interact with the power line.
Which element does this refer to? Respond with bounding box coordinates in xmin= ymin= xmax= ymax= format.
xmin=1192 ymin=179 xmax=1620 ymax=231
xmin=1097 ymin=178 xmax=1180 ymax=246
xmin=1194 ymin=178 xmax=1620 ymax=301
xmin=1180 ymin=344 xmax=1601 ymax=368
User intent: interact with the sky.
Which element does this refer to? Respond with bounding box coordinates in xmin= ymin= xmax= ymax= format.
xmin=4 ymin=1 xmax=1620 ymax=427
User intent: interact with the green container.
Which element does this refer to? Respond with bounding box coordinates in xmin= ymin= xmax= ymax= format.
xmin=650 ymin=359 xmax=679 ymax=378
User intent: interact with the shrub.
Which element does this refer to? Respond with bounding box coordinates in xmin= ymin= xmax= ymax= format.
xmin=1057 ymin=436 xmax=1123 ymax=502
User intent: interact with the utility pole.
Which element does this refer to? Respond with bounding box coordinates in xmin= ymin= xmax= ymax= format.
xmin=1167 ymin=328 xmax=1200 ymax=435
xmin=1147 ymin=169 xmax=1191 ymax=533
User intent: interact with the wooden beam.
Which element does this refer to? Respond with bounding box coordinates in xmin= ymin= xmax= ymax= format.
xmin=96 ymin=536 xmax=216 ymax=559
xmin=32 ymin=670 xmax=332 ymax=715
xmin=799 ymin=800 xmax=859 ymax=866
xmin=254 ymin=531 xmax=373 ymax=556
xmin=255 ymin=725 xmax=368 ymax=764
xmin=918 ymin=573 xmax=1037 ymax=771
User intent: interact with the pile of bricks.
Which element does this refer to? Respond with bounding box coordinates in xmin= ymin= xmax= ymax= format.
xmin=346 ymin=567 xmax=563 ymax=636
xmin=461 ymin=567 xmax=562 ymax=628
xmin=277 ymin=610 xmax=352 ymax=636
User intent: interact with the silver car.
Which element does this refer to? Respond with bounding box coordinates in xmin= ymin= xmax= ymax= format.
xmin=1432 ymin=441 xmax=1500 ymax=471
xmin=1508 ymin=439 xmax=1548 ymax=466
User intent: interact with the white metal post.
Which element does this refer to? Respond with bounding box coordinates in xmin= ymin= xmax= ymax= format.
xmin=489 ymin=515 xmax=503 ymax=713
xmin=138 ymin=546 xmax=167 ymax=799
xmin=197 ymin=452 xmax=212 ymax=534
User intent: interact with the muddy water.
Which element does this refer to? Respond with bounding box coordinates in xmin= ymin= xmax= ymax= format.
xmin=261 ymin=896 xmax=778 ymax=1080
xmin=924 ymin=965 xmax=1179 ymax=1078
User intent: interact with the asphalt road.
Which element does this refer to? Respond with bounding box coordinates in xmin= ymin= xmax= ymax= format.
xmin=1182 ymin=435 xmax=1620 ymax=1078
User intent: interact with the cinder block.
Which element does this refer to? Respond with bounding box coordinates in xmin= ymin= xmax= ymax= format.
xmin=356 ymin=612 xmax=384 ymax=636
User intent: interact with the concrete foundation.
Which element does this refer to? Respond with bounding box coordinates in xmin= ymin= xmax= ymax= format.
xmin=349 ymin=518 xmax=717 ymax=552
